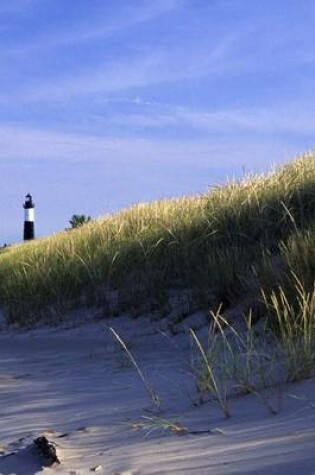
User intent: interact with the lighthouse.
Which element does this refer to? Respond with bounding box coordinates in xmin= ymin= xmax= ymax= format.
xmin=23 ymin=193 xmax=35 ymax=241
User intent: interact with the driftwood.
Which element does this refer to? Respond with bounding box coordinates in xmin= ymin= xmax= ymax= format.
xmin=34 ymin=436 xmax=60 ymax=465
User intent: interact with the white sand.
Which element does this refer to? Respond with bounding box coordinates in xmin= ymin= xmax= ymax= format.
xmin=0 ymin=313 xmax=314 ymax=474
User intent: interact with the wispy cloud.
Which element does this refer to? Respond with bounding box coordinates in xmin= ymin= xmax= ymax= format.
xmin=0 ymin=2 xmax=259 ymax=103
xmin=22 ymin=55 xmax=166 ymax=101
xmin=6 ymin=19 xmax=312 ymax=106
xmin=11 ymin=36 xmax=236 ymax=102
xmin=6 ymin=1 xmax=310 ymax=106
xmin=51 ymin=0 xmax=181 ymax=47
xmin=0 ymin=124 xmax=300 ymax=170
xmin=105 ymin=102 xmax=315 ymax=136
xmin=2 ymin=0 xmax=182 ymax=54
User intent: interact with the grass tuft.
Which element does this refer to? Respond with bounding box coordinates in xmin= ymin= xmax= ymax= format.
xmin=191 ymin=280 xmax=314 ymax=415
xmin=110 ymin=327 xmax=160 ymax=410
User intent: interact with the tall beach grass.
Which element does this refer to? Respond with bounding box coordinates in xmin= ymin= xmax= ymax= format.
xmin=0 ymin=153 xmax=314 ymax=325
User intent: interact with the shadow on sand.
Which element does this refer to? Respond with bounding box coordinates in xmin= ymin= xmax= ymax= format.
xmin=0 ymin=445 xmax=54 ymax=475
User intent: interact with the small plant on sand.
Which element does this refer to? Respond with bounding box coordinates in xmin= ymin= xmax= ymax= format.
xmin=191 ymin=275 xmax=315 ymax=417
xmin=131 ymin=416 xmax=226 ymax=438
xmin=190 ymin=319 xmax=231 ymax=418
xmin=131 ymin=416 xmax=188 ymax=437
xmin=189 ymin=309 xmax=276 ymax=417
xmin=262 ymin=277 xmax=315 ymax=383
xmin=109 ymin=328 xmax=160 ymax=410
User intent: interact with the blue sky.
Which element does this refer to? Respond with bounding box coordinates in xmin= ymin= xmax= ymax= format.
xmin=1 ymin=0 xmax=314 ymax=244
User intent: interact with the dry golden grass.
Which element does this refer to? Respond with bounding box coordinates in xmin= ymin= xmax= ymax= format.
xmin=0 ymin=153 xmax=314 ymax=325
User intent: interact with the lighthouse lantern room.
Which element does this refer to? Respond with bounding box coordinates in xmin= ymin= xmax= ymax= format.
xmin=23 ymin=193 xmax=35 ymax=241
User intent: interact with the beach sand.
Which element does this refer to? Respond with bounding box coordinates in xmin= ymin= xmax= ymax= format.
xmin=0 ymin=313 xmax=314 ymax=474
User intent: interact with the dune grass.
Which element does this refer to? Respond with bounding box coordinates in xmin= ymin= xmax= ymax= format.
xmin=0 ymin=153 xmax=314 ymax=325
xmin=110 ymin=327 xmax=160 ymax=410
xmin=190 ymin=276 xmax=315 ymax=417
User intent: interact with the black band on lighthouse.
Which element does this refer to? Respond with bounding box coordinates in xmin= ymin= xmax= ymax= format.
xmin=23 ymin=193 xmax=35 ymax=241
xmin=24 ymin=221 xmax=35 ymax=241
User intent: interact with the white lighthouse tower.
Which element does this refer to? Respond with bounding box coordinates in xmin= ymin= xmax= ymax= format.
xmin=23 ymin=193 xmax=35 ymax=241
